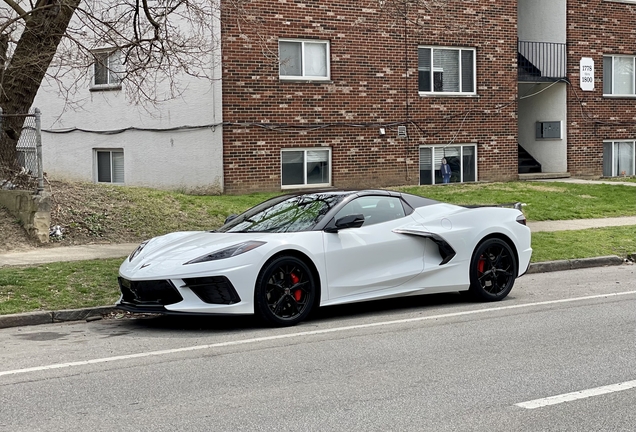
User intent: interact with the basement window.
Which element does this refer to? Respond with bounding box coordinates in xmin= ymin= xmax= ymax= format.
xmin=419 ymin=144 xmax=477 ymax=185
xmin=603 ymin=141 xmax=635 ymax=176
xmin=95 ymin=149 xmax=125 ymax=184
xmin=281 ymin=148 xmax=331 ymax=188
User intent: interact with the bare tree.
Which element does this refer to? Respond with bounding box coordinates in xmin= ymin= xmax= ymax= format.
xmin=0 ymin=0 xmax=239 ymax=182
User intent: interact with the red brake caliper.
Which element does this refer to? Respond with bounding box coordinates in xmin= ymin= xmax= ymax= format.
xmin=290 ymin=273 xmax=302 ymax=301
xmin=477 ymin=256 xmax=486 ymax=274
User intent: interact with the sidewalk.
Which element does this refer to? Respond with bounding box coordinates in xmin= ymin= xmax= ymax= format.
xmin=535 ymin=178 xmax=636 ymax=187
xmin=0 ymin=243 xmax=139 ymax=267
xmin=527 ymin=216 xmax=636 ymax=232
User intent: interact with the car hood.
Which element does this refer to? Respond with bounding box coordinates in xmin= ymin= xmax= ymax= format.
xmin=121 ymin=231 xmax=270 ymax=276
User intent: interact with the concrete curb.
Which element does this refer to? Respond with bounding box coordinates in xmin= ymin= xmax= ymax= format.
xmin=0 ymin=257 xmax=630 ymax=330
xmin=526 ymin=255 xmax=625 ymax=274
xmin=0 ymin=306 xmax=118 ymax=329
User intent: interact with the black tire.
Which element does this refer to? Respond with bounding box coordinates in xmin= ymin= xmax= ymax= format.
xmin=468 ymin=238 xmax=517 ymax=301
xmin=254 ymin=256 xmax=316 ymax=326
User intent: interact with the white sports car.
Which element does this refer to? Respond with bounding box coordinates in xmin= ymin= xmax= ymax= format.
xmin=117 ymin=190 xmax=532 ymax=326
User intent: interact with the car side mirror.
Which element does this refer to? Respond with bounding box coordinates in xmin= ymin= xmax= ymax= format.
xmin=224 ymin=214 xmax=238 ymax=224
xmin=325 ymin=213 xmax=365 ymax=233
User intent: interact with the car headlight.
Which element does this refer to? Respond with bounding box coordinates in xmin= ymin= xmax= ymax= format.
xmin=129 ymin=240 xmax=150 ymax=262
xmin=184 ymin=241 xmax=266 ymax=265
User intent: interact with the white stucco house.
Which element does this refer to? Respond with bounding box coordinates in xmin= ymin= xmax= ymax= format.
xmin=35 ymin=77 xmax=224 ymax=192
xmin=31 ymin=2 xmax=224 ymax=193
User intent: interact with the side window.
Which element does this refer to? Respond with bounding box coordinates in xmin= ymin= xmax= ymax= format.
xmin=418 ymin=47 xmax=475 ymax=95
xmin=91 ymin=50 xmax=122 ymax=90
xmin=279 ymin=40 xmax=330 ymax=80
xmin=603 ymin=55 xmax=636 ymax=96
xmin=335 ymin=196 xmax=406 ymax=227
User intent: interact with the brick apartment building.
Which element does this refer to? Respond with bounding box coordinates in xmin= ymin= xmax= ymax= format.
xmin=32 ymin=0 xmax=636 ymax=193
xmin=221 ymin=0 xmax=519 ymax=193
xmin=567 ymin=0 xmax=636 ymax=178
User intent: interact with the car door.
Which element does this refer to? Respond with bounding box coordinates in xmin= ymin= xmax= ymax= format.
xmin=323 ymin=196 xmax=426 ymax=302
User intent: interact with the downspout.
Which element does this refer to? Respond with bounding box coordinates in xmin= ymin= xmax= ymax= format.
xmin=212 ymin=0 xmax=224 ymax=191
xmin=403 ymin=2 xmax=411 ymax=182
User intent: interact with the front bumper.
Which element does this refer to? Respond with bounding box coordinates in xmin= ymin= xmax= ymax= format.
xmin=116 ymin=274 xmax=255 ymax=315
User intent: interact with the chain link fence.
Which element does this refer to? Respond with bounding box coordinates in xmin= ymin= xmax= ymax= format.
xmin=0 ymin=108 xmax=44 ymax=193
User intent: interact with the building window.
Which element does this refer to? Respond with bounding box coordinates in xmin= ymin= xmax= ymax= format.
xmin=281 ymin=148 xmax=331 ymax=188
xmin=92 ymin=50 xmax=122 ymax=89
xmin=419 ymin=144 xmax=477 ymax=185
xmin=95 ymin=149 xmax=124 ymax=183
xmin=603 ymin=55 xmax=636 ymax=96
xmin=418 ymin=47 xmax=476 ymax=95
xmin=279 ymin=40 xmax=330 ymax=80
xmin=603 ymin=141 xmax=635 ymax=176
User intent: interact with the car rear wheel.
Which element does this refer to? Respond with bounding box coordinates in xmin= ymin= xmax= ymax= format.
xmin=255 ymin=256 xmax=316 ymax=326
xmin=469 ymin=238 xmax=517 ymax=301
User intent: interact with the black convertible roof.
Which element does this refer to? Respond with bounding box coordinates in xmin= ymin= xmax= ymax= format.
xmin=282 ymin=189 xmax=440 ymax=209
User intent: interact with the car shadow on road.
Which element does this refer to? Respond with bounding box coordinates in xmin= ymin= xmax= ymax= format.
xmin=312 ymin=292 xmax=472 ymax=322
xmin=108 ymin=291 xmax=474 ymax=333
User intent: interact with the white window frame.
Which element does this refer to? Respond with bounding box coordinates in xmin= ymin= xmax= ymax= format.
xmin=281 ymin=148 xmax=332 ymax=189
xmin=94 ymin=149 xmax=125 ymax=184
xmin=418 ymin=46 xmax=477 ymax=96
xmin=419 ymin=144 xmax=478 ymax=185
xmin=603 ymin=55 xmax=636 ymax=97
xmin=603 ymin=140 xmax=636 ymax=176
xmin=279 ymin=39 xmax=331 ymax=81
xmin=91 ymin=49 xmax=122 ymax=90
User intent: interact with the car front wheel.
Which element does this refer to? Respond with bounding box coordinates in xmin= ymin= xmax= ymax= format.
xmin=254 ymin=256 xmax=316 ymax=326
xmin=468 ymin=238 xmax=517 ymax=301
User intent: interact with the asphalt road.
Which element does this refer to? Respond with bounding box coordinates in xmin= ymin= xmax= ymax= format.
xmin=1 ymin=265 xmax=635 ymax=431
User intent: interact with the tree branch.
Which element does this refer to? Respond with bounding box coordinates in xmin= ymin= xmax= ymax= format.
xmin=141 ymin=0 xmax=160 ymax=39
xmin=2 ymin=0 xmax=29 ymax=19
xmin=0 ymin=4 xmax=61 ymax=35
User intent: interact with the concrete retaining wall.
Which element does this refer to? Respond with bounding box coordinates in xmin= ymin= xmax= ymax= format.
xmin=0 ymin=190 xmax=50 ymax=243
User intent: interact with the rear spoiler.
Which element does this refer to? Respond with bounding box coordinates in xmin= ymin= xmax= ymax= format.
xmin=463 ymin=202 xmax=524 ymax=211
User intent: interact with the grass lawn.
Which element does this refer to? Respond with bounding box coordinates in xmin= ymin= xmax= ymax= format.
xmin=603 ymin=177 xmax=636 ymax=183
xmin=530 ymin=225 xmax=636 ymax=262
xmin=395 ymin=182 xmax=636 ymax=221
xmin=0 ymin=259 xmax=122 ymax=315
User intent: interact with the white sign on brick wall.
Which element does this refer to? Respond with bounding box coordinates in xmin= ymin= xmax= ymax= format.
xmin=580 ymin=57 xmax=595 ymax=91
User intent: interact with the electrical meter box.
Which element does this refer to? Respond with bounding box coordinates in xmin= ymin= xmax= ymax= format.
xmin=535 ymin=121 xmax=562 ymax=139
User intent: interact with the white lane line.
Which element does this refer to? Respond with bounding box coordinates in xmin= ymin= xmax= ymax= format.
xmin=1 ymin=290 xmax=635 ymax=378
xmin=516 ymin=380 xmax=636 ymax=409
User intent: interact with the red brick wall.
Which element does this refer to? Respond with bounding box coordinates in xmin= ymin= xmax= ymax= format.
xmin=221 ymin=0 xmax=518 ymax=193
xmin=567 ymin=0 xmax=636 ymax=176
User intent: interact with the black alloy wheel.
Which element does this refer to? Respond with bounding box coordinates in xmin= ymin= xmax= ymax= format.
xmin=255 ymin=256 xmax=316 ymax=326
xmin=468 ymin=238 xmax=517 ymax=301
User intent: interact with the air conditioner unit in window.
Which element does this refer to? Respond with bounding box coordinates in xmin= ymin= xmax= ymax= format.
xmin=397 ymin=126 xmax=407 ymax=138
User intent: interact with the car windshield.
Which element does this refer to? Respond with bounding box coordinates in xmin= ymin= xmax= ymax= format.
xmin=217 ymin=193 xmax=346 ymax=233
